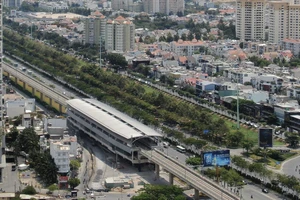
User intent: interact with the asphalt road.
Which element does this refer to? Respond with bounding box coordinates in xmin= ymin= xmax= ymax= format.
xmin=163 ymin=144 xmax=283 ymax=200
xmin=1 ymin=163 xmax=21 ymax=193
xmin=282 ymin=155 xmax=300 ymax=178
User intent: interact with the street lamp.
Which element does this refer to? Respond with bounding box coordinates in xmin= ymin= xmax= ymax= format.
xmin=236 ymin=82 xmax=240 ymax=129
xmin=30 ymin=22 xmax=33 ymax=39
xmin=99 ymin=35 xmax=105 ymax=68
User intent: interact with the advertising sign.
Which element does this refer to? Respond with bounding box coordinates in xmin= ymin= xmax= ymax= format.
xmin=202 ymin=150 xmax=230 ymax=167
xmin=259 ymin=128 xmax=273 ymax=148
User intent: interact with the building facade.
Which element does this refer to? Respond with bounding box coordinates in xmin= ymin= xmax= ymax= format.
xmin=0 ymin=0 xmax=5 ymax=183
xmin=236 ymin=0 xmax=266 ymax=40
xmin=84 ymin=13 xmax=135 ymax=52
xmin=269 ymin=1 xmax=290 ymax=44
xmin=49 ymin=136 xmax=78 ymax=174
xmin=66 ymin=98 xmax=161 ymax=164
xmin=105 ymin=16 xmax=135 ymax=52
xmin=83 ymin=11 xmax=106 ymax=45
xmin=282 ymin=38 xmax=300 ymax=56
xmin=170 ymin=39 xmax=205 ymax=56
xmin=4 ymin=0 xmax=22 ymax=8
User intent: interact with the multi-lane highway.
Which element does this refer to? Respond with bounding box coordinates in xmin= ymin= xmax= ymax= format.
xmin=141 ymin=149 xmax=240 ymax=200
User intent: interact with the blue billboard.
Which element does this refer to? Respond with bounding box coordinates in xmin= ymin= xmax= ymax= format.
xmin=202 ymin=150 xmax=230 ymax=167
xmin=259 ymin=128 xmax=273 ymax=148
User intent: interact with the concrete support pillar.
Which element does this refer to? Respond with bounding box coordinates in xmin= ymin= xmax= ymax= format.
xmin=59 ymin=104 xmax=62 ymax=113
xmin=194 ymin=189 xmax=199 ymax=200
xmin=49 ymin=98 xmax=52 ymax=106
xmin=155 ymin=164 xmax=160 ymax=179
xmin=40 ymin=93 xmax=44 ymax=101
xmin=169 ymin=173 xmax=174 ymax=185
xmin=22 ymin=81 xmax=25 ymax=88
xmin=32 ymin=87 xmax=35 ymax=95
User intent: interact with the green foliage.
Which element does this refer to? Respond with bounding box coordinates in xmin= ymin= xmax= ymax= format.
xmin=249 ymin=56 xmax=271 ymax=67
xmin=226 ymin=131 xmax=244 ymax=148
xmin=186 ymin=157 xmax=201 ymax=166
xmin=70 ymin=159 xmax=81 ymax=171
xmin=16 ymin=127 xmax=39 ymax=154
xmin=22 ymin=186 xmax=37 ymax=195
xmin=29 ymin=150 xmax=58 ymax=185
xmin=6 ymin=126 xmax=19 ymax=148
xmin=131 ymin=185 xmax=184 ymax=200
xmin=285 ymin=132 xmax=300 ymax=147
xmin=3 ymin=28 xmax=251 ymax=149
xmin=48 ymin=184 xmax=58 ymax=192
xmin=106 ymin=53 xmax=128 ymax=67
xmin=68 ymin=178 xmax=80 ymax=189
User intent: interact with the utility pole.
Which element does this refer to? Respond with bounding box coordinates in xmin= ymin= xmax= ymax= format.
xmin=99 ymin=34 xmax=102 ymax=68
xmin=236 ymin=82 xmax=240 ymax=129
xmin=31 ymin=22 xmax=33 ymax=39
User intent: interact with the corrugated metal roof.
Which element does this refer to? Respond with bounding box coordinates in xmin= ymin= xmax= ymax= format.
xmin=66 ymin=99 xmax=161 ymax=139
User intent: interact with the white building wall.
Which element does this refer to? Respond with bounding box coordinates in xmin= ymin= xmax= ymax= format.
xmin=50 ymin=142 xmax=70 ymax=173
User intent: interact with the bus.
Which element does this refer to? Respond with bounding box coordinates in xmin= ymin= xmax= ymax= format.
xmin=176 ymin=145 xmax=186 ymax=153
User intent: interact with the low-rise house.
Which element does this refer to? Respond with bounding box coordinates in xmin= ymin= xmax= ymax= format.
xmin=251 ymin=74 xmax=283 ymax=93
xmin=274 ymin=101 xmax=298 ymax=124
xmin=5 ymin=99 xmax=35 ymax=118
xmin=49 ymin=135 xmax=77 ymax=174
xmin=170 ymin=39 xmax=206 ymax=56
xmin=282 ymin=38 xmax=300 ymax=56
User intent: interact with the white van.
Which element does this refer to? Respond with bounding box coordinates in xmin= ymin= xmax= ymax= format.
xmin=176 ymin=145 xmax=186 ymax=153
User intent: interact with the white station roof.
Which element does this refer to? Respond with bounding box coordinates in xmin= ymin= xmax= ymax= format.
xmin=66 ymin=98 xmax=162 ymax=140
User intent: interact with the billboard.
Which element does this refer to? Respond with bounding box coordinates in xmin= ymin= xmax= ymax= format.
xmin=259 ymin=128 xmax=273 ymax=148
xmin=202 ymin=150 xmax=230 ymax=167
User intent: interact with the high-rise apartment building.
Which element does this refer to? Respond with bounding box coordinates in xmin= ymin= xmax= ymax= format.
xmin=105 ymin=16 xmax=135 ymax=52
xmin=84 ymin=13 xmax=135 ymax=52
xmin=142 ymin=0 xmax=184 ymax=14
xmin=83 ymin=11 xmax=106 ymax=45
xmin=111 ymin=0 xmax=133 ymax=10
xmin=268 ymin=0 xmax=300 ymax=44
xmin=236 ymin=0 xmax=267 ymax=41
xmin=4 ymin=0 xmax=23 ymax=8
xmin=0 ymin=0 xmax=5 ymax=183
xmin=143 ymin=0 xmax=160 ymax=14
xmin=269 ymin=1 xmax=290 ymax=44
xmin=288 ymin=4 xmax=300 ymax=39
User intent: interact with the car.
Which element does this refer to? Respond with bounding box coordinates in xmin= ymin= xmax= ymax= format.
xmin=262 ymin=188 xmax=269 ymax=193
xmin=162 ymin=142 xmax=169 ymax=148
xmin=65 ymin=195 xmax=71 ymax=199
xmin=242 ymin=180 xmax=248 ymax=185
xmin=95 ymin=188 xmax=110 ymax=192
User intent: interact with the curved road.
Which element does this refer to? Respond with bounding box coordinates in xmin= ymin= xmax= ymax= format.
xmin=281 ymin=155 xmax=300 ymax=178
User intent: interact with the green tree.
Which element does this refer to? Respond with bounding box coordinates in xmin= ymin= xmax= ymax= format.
xmin=173 ymin=34 xmax=179 ymax=41
xmin=48 ymin=184 xmax=58 ymax=193
xmin=242 ymin=139 xmax=254 ymax=156
xmin=187 ymin=32 xmax=194 ymax=41
xmin=6 ymin=126 xmax=19 ymax=148
xmin=68 ymin=178 xmax=80 ymax=189
xmin=186 ymin=157 xmax=201 ymax=166
xmin=181 ymin=33 xmax=187 ymax=41
xmin=106 ymin=53 xmax=128 ymax=67
xmin=132 ymin=185 xmax=185 ymax=200
xmin=70 ymin=159 xmax=81 ymax=171
xmin=226 ymin=131 xmax=244 ymax=147
xmin=22 ymin=186 xmax=37 ymax=195
xmin=16 ymin=127 xmax=39 ymax=154
xmin=285 ymin=132 xmax=300 ymax=147
xmin=166 ymin=33 xmax=174 ymax=42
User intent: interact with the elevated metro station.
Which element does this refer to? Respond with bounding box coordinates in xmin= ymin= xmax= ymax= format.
xmin=66 ymin=98 xmax=161 ymax=164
